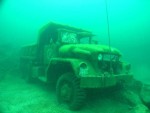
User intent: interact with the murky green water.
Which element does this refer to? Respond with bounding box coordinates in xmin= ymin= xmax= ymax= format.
xmin=0 ymin=0 xmax=150 ymax=112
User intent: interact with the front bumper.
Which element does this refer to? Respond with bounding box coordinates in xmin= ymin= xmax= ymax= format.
xmin=80 ymin=74 xmax=133 ymax=88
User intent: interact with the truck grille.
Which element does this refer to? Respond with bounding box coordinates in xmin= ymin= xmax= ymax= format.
xmin=98 ymin=61 xmax=122 ymax=74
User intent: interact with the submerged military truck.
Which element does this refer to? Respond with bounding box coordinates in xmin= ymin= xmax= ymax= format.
xmin=20 ymin=22 xmax=132 ymax=110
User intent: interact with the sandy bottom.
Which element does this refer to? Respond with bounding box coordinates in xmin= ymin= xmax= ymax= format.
xmin=0 ymin=73 xmax=141 ymax=113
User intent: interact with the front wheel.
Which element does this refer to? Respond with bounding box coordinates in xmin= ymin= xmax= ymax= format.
xmin=56 ymin=73 xmax=86 ymax=110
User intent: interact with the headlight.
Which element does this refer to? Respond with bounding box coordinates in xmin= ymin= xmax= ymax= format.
xmin=98 ymin=54 xmax=103 ymax=60
xmin=79 ymin=62 xmax=88 ymax=76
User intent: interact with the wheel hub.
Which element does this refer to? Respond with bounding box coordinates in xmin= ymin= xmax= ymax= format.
xmin=60 ymin=83 xmax=72 ymax=102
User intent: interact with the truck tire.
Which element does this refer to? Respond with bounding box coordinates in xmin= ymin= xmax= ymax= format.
xmin=20 ymin=59 xmax=33 ymax=83
xmin=56 ymin=73 xmax=86 ymax=110
xmin=20 ymin=58 xmax=26 ymax=77
xmin=25 ymin=61 xmax=33 ymax=83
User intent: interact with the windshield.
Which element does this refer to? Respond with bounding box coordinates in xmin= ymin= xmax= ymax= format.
xmin=61 ymin=32 xmax=78 ymax=44
xmin=79 ymin=37 xmax=90 ymax=44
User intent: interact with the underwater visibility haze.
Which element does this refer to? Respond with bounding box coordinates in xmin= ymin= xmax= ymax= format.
xmin=0 ymin=0 xmax=150 ymax=112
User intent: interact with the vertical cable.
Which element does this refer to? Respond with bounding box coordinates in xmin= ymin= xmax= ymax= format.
xmin=105 ymin=0 xmax=112 ymax=73
xmin=105 ymin=0 xmax=111 ymax=50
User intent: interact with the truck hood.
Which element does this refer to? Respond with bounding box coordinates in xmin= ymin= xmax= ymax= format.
xmin=59 ymin=44 xmax=121 ymax=58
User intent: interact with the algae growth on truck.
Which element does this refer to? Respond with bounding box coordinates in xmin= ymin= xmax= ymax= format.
xmin=20 ymin=22 xmax=133 ymax=110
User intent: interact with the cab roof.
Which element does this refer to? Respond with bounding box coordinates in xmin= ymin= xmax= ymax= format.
xmin=39 ymin=22 xmax=94 ymax=36
xmin=40 ymin=22 xmax=91 ymax=32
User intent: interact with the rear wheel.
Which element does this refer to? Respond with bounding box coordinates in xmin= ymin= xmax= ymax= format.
xmin=25 ymin=61 xmax=33 ymax=82
xmin=20 ymin=59 xmax=33 ymax=83
xmin=56 ymin=73 xmax=86 ymax=110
